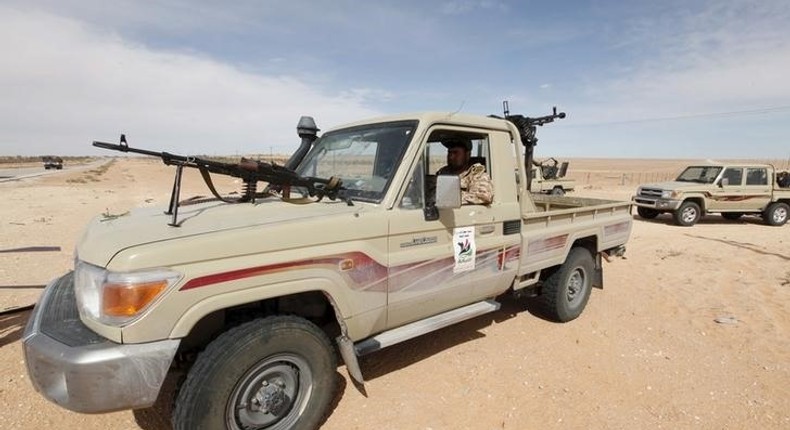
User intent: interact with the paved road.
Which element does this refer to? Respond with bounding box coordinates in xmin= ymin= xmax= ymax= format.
xmin=0 ymin=160 xmax=107 ymax=182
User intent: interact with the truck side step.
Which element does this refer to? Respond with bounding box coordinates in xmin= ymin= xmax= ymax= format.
xmin=355 ymin=300 xmax=500 ymax=356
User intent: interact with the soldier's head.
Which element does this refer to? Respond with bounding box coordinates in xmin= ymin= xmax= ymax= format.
xmin=442 ymin=139 xmax=472 ymax=173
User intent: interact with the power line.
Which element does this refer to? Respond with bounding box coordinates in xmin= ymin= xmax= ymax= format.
xmin=573 ymin=105 xmax=790 ymax=126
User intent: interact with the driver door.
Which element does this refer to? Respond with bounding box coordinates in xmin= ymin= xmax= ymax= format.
xmin=385 ymin=130 xmax=511 ymax=329
xmin=709 ymin=167 xmax=744 ymax=211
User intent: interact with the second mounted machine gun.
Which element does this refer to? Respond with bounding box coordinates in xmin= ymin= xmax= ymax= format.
xmin=490 ymin=101 xmax=567 ymax=190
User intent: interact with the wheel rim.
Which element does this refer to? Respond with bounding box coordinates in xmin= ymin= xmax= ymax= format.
xmin=681 ymin=206 xmax=697 ymax=223
xmin=774 ymin=207 xmax=788 ymax=223
xmin=566 ymin=267 xmax=587 ymax=306
xmin=227 ymin=353 xmax=313 ymax=430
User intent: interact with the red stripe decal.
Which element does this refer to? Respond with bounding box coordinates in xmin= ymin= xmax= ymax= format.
xmin=180 ymin=253 xmax=385 ymax=291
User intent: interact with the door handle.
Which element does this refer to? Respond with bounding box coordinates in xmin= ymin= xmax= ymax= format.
xmin=479 ymin=224 xmax=495 ymax=235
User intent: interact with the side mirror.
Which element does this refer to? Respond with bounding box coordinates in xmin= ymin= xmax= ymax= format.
xmin=719 ymin=178 xmax=729 ymax=187
xmin=435 ymin=175 xmax=461 ymax=209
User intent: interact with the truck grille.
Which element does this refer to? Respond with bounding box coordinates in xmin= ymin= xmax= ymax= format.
xmin=639 ymin=188 xmax=664 ymax=197
xmin=39 ymin=272 xmax=107 ymax=347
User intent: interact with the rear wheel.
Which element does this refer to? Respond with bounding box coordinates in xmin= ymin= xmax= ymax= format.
xmin=763 ymin=202 xmax=789 ymax=226
xmin=536 ymin=247 xmax=594 ymax=322
xmin=637 ymin=207 xmax=660 ymax=219
xmin=673 ymin=201 xmax=701 ymax=226
xmin=173 ymin=316 xmax=337 ymax=430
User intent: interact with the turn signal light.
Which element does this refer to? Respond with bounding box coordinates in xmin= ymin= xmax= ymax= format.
xmin=102 ymin=280 xmax=168 ymax=317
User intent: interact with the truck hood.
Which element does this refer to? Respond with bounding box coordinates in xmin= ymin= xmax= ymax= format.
xmin=638 ymin=181 xmax=702 ymax=191
xmin=77 ymin=198 xmax=371 ymax=269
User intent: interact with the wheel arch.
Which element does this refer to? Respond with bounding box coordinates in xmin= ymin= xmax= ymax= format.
xmin=171 ymin=277 xmax=351 ymax=347
xmin=570 ymin=236 xmax=603 ymax=289
xmin=682 ymin=196 xmax=706 ymax=212
xmin=538 ymin=234 xmax=601 ymax=288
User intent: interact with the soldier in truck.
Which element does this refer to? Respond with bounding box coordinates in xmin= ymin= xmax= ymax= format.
xmin=437 ymin=138 xmax=494 ymax=205
xmin=778 ymin=170 xmax=790 ymax=188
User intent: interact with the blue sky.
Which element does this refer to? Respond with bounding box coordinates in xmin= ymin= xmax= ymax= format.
xmin=1 ymin=0 xmax=789 ymax=159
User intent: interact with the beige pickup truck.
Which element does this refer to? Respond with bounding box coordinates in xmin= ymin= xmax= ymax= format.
xmin=632 ymin=163 xmax=790 ymax=226
xmin=530 ymin=157 xmax=575 ymax=195
xmin=24 ymin=111 xmax=632 ymax=430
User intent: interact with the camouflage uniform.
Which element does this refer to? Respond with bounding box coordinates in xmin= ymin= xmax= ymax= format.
xmin=438 ymin=163 xmax=494 ymax=205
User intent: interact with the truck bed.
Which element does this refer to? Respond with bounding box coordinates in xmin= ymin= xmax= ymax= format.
xmin=518 ymin=194 xmax=633 ymax=276
xmin=528 ymin=194 xmax=630 ymax=213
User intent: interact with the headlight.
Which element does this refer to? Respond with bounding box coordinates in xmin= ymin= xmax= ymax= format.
xmin=660 ymin=190 xmax=675 ymax=199
xmin=74 ymin=260 xmax=181 ymax=325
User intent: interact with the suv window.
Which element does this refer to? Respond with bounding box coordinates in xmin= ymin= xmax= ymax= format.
xmin=676 ymin=166 xmax=722 ymax=184
xmin=745 ymin=168 xmax=768 ymax=186
xmin=720 ymin=168 xmax=743 ymax=186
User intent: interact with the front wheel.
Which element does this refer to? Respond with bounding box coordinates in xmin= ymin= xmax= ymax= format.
xmin=764 ymin=202 xmax=789 ymax=226
xmin=173 ymin=316 xmax=337 ymax=430
xmin=673 ymin=201 xmax=701 ymax=226
xmin=536 ymin=247 xmax=595 ymax=322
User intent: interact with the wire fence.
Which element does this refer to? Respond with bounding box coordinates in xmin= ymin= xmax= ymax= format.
xmin=563 ymin=157 xmax=790 ymax=188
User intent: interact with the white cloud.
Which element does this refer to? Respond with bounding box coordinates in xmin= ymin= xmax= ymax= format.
xmin=578 ymin=0 xmax=790 ymax=123
xmin=0 ymin=6 xmax=382 ymax=156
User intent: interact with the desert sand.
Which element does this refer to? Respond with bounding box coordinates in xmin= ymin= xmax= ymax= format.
xmin=1 ymin=157 xmax=788 ymax=429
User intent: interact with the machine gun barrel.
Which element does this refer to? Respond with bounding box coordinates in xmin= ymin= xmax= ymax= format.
xmin=527 ymin=106 xmax=566 ymax=126
xmin=93 ymin=140 xmax=252 ymax=179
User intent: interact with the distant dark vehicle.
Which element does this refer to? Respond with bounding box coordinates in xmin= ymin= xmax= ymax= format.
xmin=42 ymin=156 xmax=63 ymax=170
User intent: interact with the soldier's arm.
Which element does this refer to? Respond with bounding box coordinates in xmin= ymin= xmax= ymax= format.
xmin=461 ymin=168 xmax=493 ymax=205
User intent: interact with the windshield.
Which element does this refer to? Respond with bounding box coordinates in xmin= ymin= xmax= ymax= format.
xmin=295 ymin=120 xmax=417 ymax=203
xmin=675 ymin=166 xmax=722 ymax=184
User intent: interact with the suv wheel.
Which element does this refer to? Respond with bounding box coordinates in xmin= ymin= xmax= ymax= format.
xmin=764 ymin=202 xmax=789 ymax=226
xmin=673 ymin=201 xmax=701 ymax=227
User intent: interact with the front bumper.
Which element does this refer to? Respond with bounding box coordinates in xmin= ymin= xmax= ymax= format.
xmin=22 ymin=272 xmax=180 ymax=413
xmin=631 ymin=196 xmax=682 ymax=211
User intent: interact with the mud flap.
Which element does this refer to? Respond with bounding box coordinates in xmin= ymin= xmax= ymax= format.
xmin=593 ymin=252 xmax=604 ymax=289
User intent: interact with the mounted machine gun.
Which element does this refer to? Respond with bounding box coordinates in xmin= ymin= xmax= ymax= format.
xmin=92 ymin=117 xmax=344 ymax=226
xmin=490 ymin=101 xmax=566 ymax=190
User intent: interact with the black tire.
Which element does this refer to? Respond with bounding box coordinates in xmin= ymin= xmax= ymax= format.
xmin=550 ymin=187 xmax=565 ymax=196
xmin=173 ymin=315 xmax=337 ymax=430
xmin=763 ymin=202 xmax=789 ymax=226
xmin=537 ymin=247 xmax=594 ymax=322
xmin=673 ymin=201 xmax=701 ymax=227
xmin=721 ymin=212 xmax=743 ymax=221
xmin=637 ymin=207 xmax=660 ymax=219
